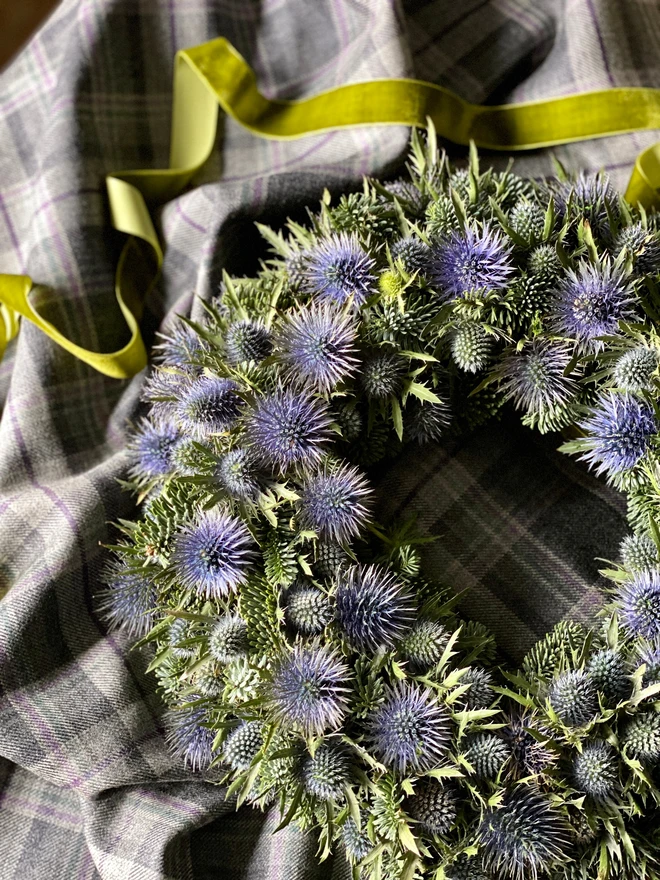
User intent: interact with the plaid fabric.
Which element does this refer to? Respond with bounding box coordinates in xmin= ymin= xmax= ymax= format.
xmin=0 ymin=0 xmax=655 ymax=876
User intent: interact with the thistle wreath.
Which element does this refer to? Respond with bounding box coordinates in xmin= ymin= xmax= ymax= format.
xmin=103 ymin=125 xmax=660 ymax=880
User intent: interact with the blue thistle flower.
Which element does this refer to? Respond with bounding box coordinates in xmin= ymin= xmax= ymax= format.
xmin=551 ymin=262 xmax=636 ymax=352
xmin=194 ymin=662 xmax=224 ymax=698
xmin=297 ymin=463 xmax=371 ymax=543
xmin=577 ymin=393 xmax=656 ymax=480
xmin=637 ymin=641 xmax=660 ymax=684
xmin=223 ymin=721 xmax=263 ymax=770
xmin=225 ymin=319 xmax=272 ymax=365
xmin=398 ymin=619 xmax=449 ymax=671
xmin=304 ymin=233 xmax=377 ymax=306
xmin=548 ymin=670 xmax=598 ymax=727
xmin=450 ymin=322 xmax=492 ymax=373
xmin=246 ymin=388 xmax=332 ymax=471
xmin=301 ymin=742 xmax=352 ymax=799
xmin=617 ymin=570 xmax=660 ymax=640
xmin=171 ymin=510 xmax=255 ymax=599
xmin=166 ymin=702 xmax=215 ymax=772
xmin=176 ymin=375 xmax=243 ymax=439
xmin=405 ymin=779 xmax=456 ymax=836
xmin=342 ymin=816 xmax=372 ymax=862
xmin=527 ymin=244 xmax=562 ymax=283
xmin=503 ymin=714 xmax=555 ymax=779
xmin=572 ymin=740 xmax=618 ymax=799
xmin=620 ymin=532 xmax=658 ymax=572
xmin=209 ymin=614 xmax=249 ymax=663
xmin=615 ymin=223 xmax=660 ymax=274
xmin=464 ymin=733 xmax=510 ymax=779
xmin=366 ymin=681 xmax=451 ymax=774
xmin=335 ymin=564 xmax=416 ymax=652
xmin=461 ymin=667 xmax=495 ymax=709
xmin=215 ymin=448 xmax=261 ymax=500
xmin=276 ymin=303 xmax=359 ymax=392
xmin=391 ymin=237 xmax=431 ymax=275
xmin=129 ymin=418 xmax=181 ymax=480
xmin=586 ymin=649 xmax=631 ymax=704
xmin=168 ymin=617 xmax=197 ymax=658
xmin=405 ymin=400 xmax=451 ymax=444
xmin=613 ymin=346 xmax=658 ymax=392
xmin=360 ymin=351 xmax=406 ymax=399
xmin=141 ymin=369 xmax=190 ymax=420
xmin=622 ymin=712 xmax=660 ymax=763
xmin=284 ymin=580 xmax=333 ymax=635
xmin=479 ymin=787 xmax=570 ymax=880
xmin=429 ymin=224 xmax=513 ymax=301
xmin=100 ymin=560 xmax=157 ymax=638
xmin=500 ymin=339 xmax=577 ymax=413
xmin=269 ymin=645 xmax=350 ymax=736
xmin=155 ymin=322 xmax=209 ymax=370
xmin=314 ymin=542 xmax=349 ymax=580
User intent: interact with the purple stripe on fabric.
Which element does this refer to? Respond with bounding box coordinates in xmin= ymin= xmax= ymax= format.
xmin=0 ymin=192 xmax=26 ymax=272
xmin=175 ymin=201 xmax=207 ymax=234
xmin=585 ymin=0 xmax=615 ymax=87
xmin=34 ymin=188 xmax=102 ymax=219
xmin=141 ymin=786 xmax=206 ymax=817
xmin=0 ymin=791 xmax=81 ymax=826
xmin=30 ymin=39 xmax=55 ymax=91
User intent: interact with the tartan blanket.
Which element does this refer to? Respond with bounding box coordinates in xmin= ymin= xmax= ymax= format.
xmin=0 ymin=0 xmax=655 ymax=877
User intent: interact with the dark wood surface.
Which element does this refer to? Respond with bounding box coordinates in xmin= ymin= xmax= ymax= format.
xmin=0 ymin=0 xmax=62 ymax=72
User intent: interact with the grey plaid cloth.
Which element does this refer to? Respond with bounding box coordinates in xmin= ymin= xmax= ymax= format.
xmin=0 ymin=0 xmax=655 ymax=877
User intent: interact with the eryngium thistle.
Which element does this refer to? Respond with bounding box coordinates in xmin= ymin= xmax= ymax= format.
xmin=464 ymin=733 xmax=510 ymax=779
xmin=398 ymin=619 xmax=449 ymax=671
xmin=445 ymin=854 xmax=490 ymax=880
xmin=360 ymin=351 xmax=406 ymax=399
xmin=405 ymin=400 xmax=451 ymax=444
xmin=461 ymin=667 xmax=495 ymax=709
xmin=430 ymin=224 xmax=513 ymax=300
xmin=578 ymin=393 xmax=656 ymax=479
xmin=195 ymin=661 xmax=224 ymax=698
xmin=551 ymin=262 xmax=635 ymax=352
xmin=166 ymin=703 xmax=215 ymax=772
xmin=209 ymin=614 xmax=249 ymax=662
xmin=620 ymin=532 xmax=658 ymax=572
xmin=168 ymin=617 xmax=196 ymax=658
xmin=503 ymin=714 xmax=555 ymax=778
xmin=613 ymin=346 xmax=658 ymax=392
xmin=177 ymin=376 xmax=243 ymax=438
xmin=223 ymin=721 xmax=263 ymax=770
xmin=304 ymin=233 xmax=377 ymax=306
xmin=335 ymin=564 xmax=416 ymax=652
xmin=586 ymin=648 xmax=631 ymax=703
xmin=366 ymin=681 xmax=451 ymax=774
xmin=623 ymin=712 xmax=660 ymax=763
xmin=391 ymin=237 xmax=431 ymax=275
xmin=215 ymin=448 xmax=261 ymax=500
xmin=617 ymin=569 xmax=660 ymax=640
xmin=548 ymin=670 xmax=598 ymax=727
xmin=615 ymin=222 xmax=660 ymax=274
xmin=334 ymin=402 xmax=362 ymax=443
xmin=155 ymin=322 xmax=209 ymax=369
xmin=314 ymin=542 xmax=349 ymax=579
xmin=297 ymin=463 xmax=372 ymax=543
xmin=269 ymin=645 xmax=350 ymax=736
xmin=130 ymin=418 xmax=181 ymax=480
xmin=100 ymin=561 xmax=157 ymax=638
xmin=637 ymin=641 xmax=660 ymax=683
xmin=225 ymin=319 xmax=273 ymax=365
xmin=572 ymin=740 xmax=618 ymax=799
xmin=406 ymin=780 xmax=457 ymax=836
xmin=342 ymin=817 xmax=372 ymax=862
xmin=451 ymin=322 xmax=492 ymax=373
xmin=500 ymin=339 xmax=577 ymax=413
xmin=527 ymin=244 xmax=562 ymax=283
xmin=285 ymin=581 xmax=333 ymax=635
xmin=276 ymin=303 xmax=358 ymax=392
xmin=301 ymin=742 xmax=351 ymax=799
xmin=509 ymin=199 xmax=546 ymax=241
xmin=479 ymin=787 xmax=570 ymax=880
xmin=171 ymin=510 xmax=255 ymax=598
xmin=246 ymin=388 xmax=332 ymax=471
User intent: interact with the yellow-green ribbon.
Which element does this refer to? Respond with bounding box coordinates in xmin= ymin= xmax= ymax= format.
xmin=4 ymin=36 xmax=660 ymax=378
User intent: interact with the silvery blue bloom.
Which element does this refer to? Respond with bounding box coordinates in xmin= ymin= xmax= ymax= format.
xmin=215 ymin=448 xmax=261 ymax=500
xmin=130 ymin=418 xmax=182 ymax=480
xmin=297 ymin=463 xmax=372 ymax=543
xmin=617 ymin=570 xmax=660 ymax=640
xmin=166 ymin=702 xmax=215 ymax=771
xmin=100 ymin=560 xmax=157 ymax=638
xmin=578 ymin=393 xmax=656 ymax=479
xmin=155 ymin=322 xmax=209 ymax=370
xmin=335 ymin=564 xmax=416 ymax=652
xmin=225 ymin=319 xmax=273 ymax=365
xmin=177 ymin=375 xmax=243 ymax=439
xmin=500 ymin=339 xmax=577 ymax=413
xmin=429 ymin=224 xmax=513 ymax=301
xmin=304 ymin=233 xmax=377 ymax=306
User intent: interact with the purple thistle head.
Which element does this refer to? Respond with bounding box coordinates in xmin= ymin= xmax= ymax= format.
xmin=276 ymin=303 xmax=359 ymax=392
xmin=225 ymin=320 xmax=273 ymax=365
xmin=366 ymin=681 xmax=452 ymax=774
xmin=297 ymin=463 xmax=372 ymax=543
xmin=215 ymin=448 xmax=262 ymax=500
xmin=429 ymin=224 xmax=513 ymax=301
xmin=303 ymin=233 xmax=377 ymax=306
xmin=335 ymin=564 xmax=416 ymax=652
xmin=176 ymin=375 xmax=243 ymax=439
xmin=551 ymin=262 xmax=636 ymax=352
xmin=617 ymin=570 xmax=660 ymax=640
xmin=479 ymin=787 xmax=570 ymax=880
xmin=500 ymin=339 xmax=577 ymax=413
xmin=129 ymin=418 xmax=181 ymax=481
xmin=269 ymin=645 xmax=351 ymax=736
xmin=577 ymin=393 xmax=656 ymax=480
xmin=171 ymin=509 xmax=255 ymax=598
xmin=100 ymin=560 xmax=158 ymax=638
xmin=637 ymin=640 xmax=660 ymax=684
xmin=142 ymin=369 xmax=191 ymax=421
xmin=166 ymin=702 xmax=215 ymax=772
xmin=155 ymin=322 xmax=208 ymax=370
xmin=246 ymin=388 xmax=332 ymax=471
